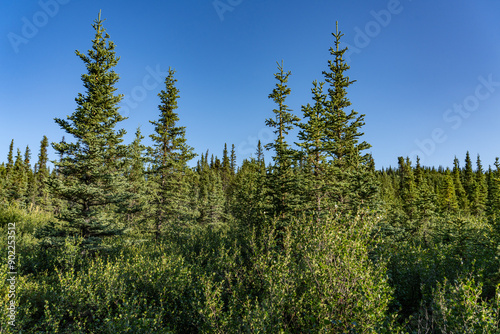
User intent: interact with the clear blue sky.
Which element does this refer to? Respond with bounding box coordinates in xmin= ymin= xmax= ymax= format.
xmin=1 ymin=0 xmax=500 ymax=170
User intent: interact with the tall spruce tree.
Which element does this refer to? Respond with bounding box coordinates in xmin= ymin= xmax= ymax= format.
xmin=298 ymin=23 xmax=376 ymax=215
xmin=413 ymin=156 xmax=436 ymax=218
xmin=462 ymin=151 xmax=476 ymax=205
xmin=453 ymin=156 xmax=468 ymax=212
xmin=471 ymin=155 xmax=487 ymax=216
xmin=49 ymin=11 xmax=128 ymax=246
xmin=221 ymin=143 xmax=232 ymax=190
xmin=265 ymin=60 xmax=301 ymax=221
xmin=398 ymin=157 xmax=417 ymax=220
xmin=34 ymin=136 xmax=50 ymax=208
xmin=23 ymin=145 xmax=36 ymax=207
xmin=230 ymin=144 xmax=237 ymax=174
xmin=2 ymin=140 xmax=15 ymax=203
xmin=147 ymin=68 xmax=196 ymax=239
xmin=0 ymin=163 xmax=5 ymax=204
xmin=323 ymin=23 xmax=375 ymax=208
xmin=6 ymin=139 xmax=14 ymax=174
xmin=297 ymin=81 xmax=328 ymax=217
xmin=486 ymin=162 xmax=500 ymax=218
xmin=440 ymin=169 xmax=459 ymax=214
xmin=121 ymin=128 xmax=148 ymax=231
xmin=10 ymin=148 xmax=27 ymax=204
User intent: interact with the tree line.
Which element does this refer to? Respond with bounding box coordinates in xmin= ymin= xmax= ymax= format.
xmin=0 ymin=17 xmax=377 ymax=247
xmin=1 ymin=13 xmax=499 ymax=333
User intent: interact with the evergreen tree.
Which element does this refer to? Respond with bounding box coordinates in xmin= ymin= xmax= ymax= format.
xmin=230 ymin=144 xmax=237 ymax=174
xmin=453 ymin=157 xmax=469 ymax=212
xmin=414 ymin=157 xmax=422 ymax=186
xmin=221 ymin=143 xmax=232 ymax=190
xmin=121 ymin=128 xmax=148 ymax=231
xmin=1 ymin=140 xmax=15 ymax=203
xmin=453 ymin=156 xmax=468 ymax=212
xmin=23 ymin=145 xmax=37 ymax=207
xmin=147 ymin=68 xmax=196 ymax=239
xmin=8 ymin=148 xmax=27 ymax=204
xmin=462 ymin=151 xmax=476 ymax=205
xmin=0 ymin=163 xmax=6 ymax=204
xmin=256 ymin=140 xmax=265 ymax=164
xmin=486 ymin=160 xmax=500 ymax=218
xmin=323 ymin=23 xmax=376 ymax=209
xmin=398 ymin=157 xmax=417 ymax=219
xmin=6 ymin=139 xmax=14 ymax=173
xmin=34 ymin=136 xmax=50 ymax=208
xmin=231 ymin=157 xmax=269 ymax=233
xmin=298 ymin=23 xmax=376 ymax=214
xmin=471 ymin=154 xmax=487 ymax=216
xmin=49 ymin=11 xmax=128 ymax=246
xmin=197 ymin=159 xmax=226 ymax=228
xmin=23 ymin=145 xmax=31 ymax=169
xmin=322 ymin=24 xmax=371 ymax=169
xmin=297 ymin=80 xmax=328 ymax=217
xmin=265 ymin=60 xmax=301 ymax=221
xmin=439 ymin=169 xmax=459 ymax=214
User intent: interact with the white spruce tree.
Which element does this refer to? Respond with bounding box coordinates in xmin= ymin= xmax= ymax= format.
xmin=298 ymin=22 xmax=376 ymax=216
xmin=49 ymin=11 xmax=128 ymax=247
xmin=147 ymin=68 xmax=196 ymax=239
xmin=34 ymin=136 xmax=50 ymax=208
xmin=265 ymin=60 xmax=301 ymax=222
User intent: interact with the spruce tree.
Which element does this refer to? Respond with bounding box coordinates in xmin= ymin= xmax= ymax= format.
xmin=462 ymin=151 xmax=476 ymax=205
xmin=230 ymin=144 xmax=237 ymax=174
xmin=34 ymin=136 xmax=50 ymax=208
xmin=297 ymin=23 xmax=376 ymax=214
xmin=322 ymin=24 xmax=371 ymax=169
xmin=398 ymin=157 xmax=417 ymax=220
xmin=49 ymin=11 xmax=128 ymax=246
xmin=440 ymin=169 xmax=459 ymax=214
xmin=231 ymin=157 xmax=269 ymax=232
xmin=453 ymin=156 xmax=468 ymax=212
xmin=6 ymin=139 xmax=14 ymax=173
xmin=0 ymin=163 xmax=6 ymax=204
xmin=323 ymin=23 xmax=375 ymax=208
xmin=2 ymin=140 xmax=15 ymax=203
xmin=197 ymin=159 xmax=226 ymax=229
xmin=147 ymin=68 xmax=196 ymax=239
xmin=471 ymin=154 xmax=487 ymax=216
xmin=265 ymin=60 xmax=300 ymax=221
xmin=10 ymin=148 xmax=27 ymax=204
xmin=221 ymin=143 xmax=232 ymax=190
xmin=297 ymin=80 xmax=328 ymax=217
xmin=24 ymin=145 xmax=37 ymax=207
xmin=486 ymin=162 xmax=500 ymax=218
xmin=256 ymin=140 xmax=265 ymax=164
xmin=121 ymin=128 xmax=148 ymax=232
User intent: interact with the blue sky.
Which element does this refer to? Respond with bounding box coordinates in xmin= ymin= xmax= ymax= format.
xmin=1 ymin=0 xmax=500 ymax=170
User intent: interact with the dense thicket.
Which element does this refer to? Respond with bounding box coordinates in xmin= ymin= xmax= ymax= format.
xmin=1 ymin=14 xmax=499 ymax=333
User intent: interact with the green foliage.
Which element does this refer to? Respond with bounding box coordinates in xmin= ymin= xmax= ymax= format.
xmin=230 ymin=158 xmax=269 ymax=234
xmin=3 ymin=13 xmax=500 ymax=334
xmin=120 ymin=128 xmax=149 ymax=234
xmin=146 ymin=68 xmax=197 ymax=239
xmin=49 ymin=11 xmax=129 ymax=247
xmin=419 ymin=276 xmax=500 ymax=333
xmin=265 ymin=60 xmax=302 ymax=223
xmin=297 ymin=23 xmax=377 ymax=216
xmin=197 ymin=163 xmax=226 ymax=229
xmin=439 ymin=169 xmax=459 ymax=214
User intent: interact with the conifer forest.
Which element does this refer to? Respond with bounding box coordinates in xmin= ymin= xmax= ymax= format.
xmin=2 ymin=12 xmax=500 ymax=333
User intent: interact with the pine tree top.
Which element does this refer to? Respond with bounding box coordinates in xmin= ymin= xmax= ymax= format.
xmin=54 ymin=11 xmax=125 ymax=152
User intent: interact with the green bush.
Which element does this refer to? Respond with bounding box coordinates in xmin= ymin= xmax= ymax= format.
xmin=416 ymin=276 xmax=500 ymax=333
